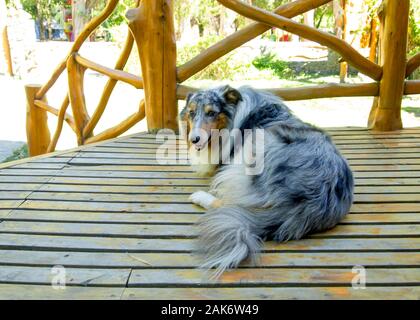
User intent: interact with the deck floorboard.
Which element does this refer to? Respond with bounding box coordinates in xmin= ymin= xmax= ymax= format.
xmin=0 ymin=128 xmax=419 ymax=299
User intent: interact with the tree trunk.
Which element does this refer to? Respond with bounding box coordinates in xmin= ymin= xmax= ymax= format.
xmin=334 ymin=0 xmax=347 ymax=83
xmin=0 ymin=0 xmax=13 ymax=76
xmin=72 ymin=0 xmax=89 ymax=40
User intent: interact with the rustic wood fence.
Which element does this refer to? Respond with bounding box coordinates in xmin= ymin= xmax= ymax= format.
xmin=25 ymin=0 xmax=420 ymax=156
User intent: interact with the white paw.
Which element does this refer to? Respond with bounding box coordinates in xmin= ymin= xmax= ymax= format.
xmin=189 ymin=191 xmax=217 ymax=209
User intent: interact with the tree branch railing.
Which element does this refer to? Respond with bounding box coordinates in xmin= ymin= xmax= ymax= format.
xmin=25 ymin=0 xmax=420 ymax=157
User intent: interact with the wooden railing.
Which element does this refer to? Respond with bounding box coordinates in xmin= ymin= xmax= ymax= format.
xmin=25 ymin=0 xmax=420 ymax=156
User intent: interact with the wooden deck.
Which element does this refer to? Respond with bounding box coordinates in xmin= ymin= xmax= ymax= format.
xmin=0 ymin=127 xmax=419 ymax=299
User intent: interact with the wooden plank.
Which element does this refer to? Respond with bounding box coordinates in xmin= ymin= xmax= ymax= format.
xmin=18 ymin=200 xmax=202 ymax=213
xmin=61 ymin=165 xmax=194 ymax=172
xmin=0 ymin=169 xmax=201 ymax=178
xmin=0 ymin=183 xmax=43 ymax=191
xmin=326 ymin=128 xmax=420 ymax=134
xmin=355 ymin=178 xmax=420 ymax=186
xmin=351 ymin=166 xmax=420 ymax=172
xmin=27 ymin=192 xmax=191 ymax=203
xmin=14 ymin=199 xmax=420 ymax=213
xmin=353 ymin=171 xmax=420 ymax=178
xmin=0 ymin=169 xmax=61 ymax=176
xmin=4 ymin=210 xmax=420 ymax=225
xmin=334 ymin=139 xmax=420 ymax=144
xmin=345 ymin=152 xmax=420 ymax=159
xmin=355 ymin=186 xmax=420 ymax=193
xmin=75 ymin=152 xmax=189 ymax=159
xmin=68 ymin=158 xmax=189 ymax=165
xmin=331 ymin=133 xmax=420 ymax=139
xmin=0 ymin=191 xmax=32 ymax=200
xmin=0 ymin=221 xmax=196 ymax=238
xmin=354 ymin=194 xmax=420 ymax=203
xmin=350 ymin=203 xmax=420 ymax=213
xmin=349 ymin=159 xmax=420 ymax=165
xmin=340 ymin=148 xmax=420 ymax=154
xmin=86 ymin=146 xmax=186 ymax=154
xmin=121 ymin=286 xmax=420 ymax=300
xmin=10 ymin=163 xmax=70 ymax=170
xmin=37 ymin=184 xmax=200 ymax=194
xmin=0 ymin=210 xmax=12 ymax=219
xmin=24 ymin=183 xmax=420 ymax=194
xmin=128 ymin=268 xmax=420 ymax=286
xmin=5 ymin=210 xmax=200 ymax=224
xmin=0 ymin=284 xmax=124 ymax=299
xmin=0 ymin=265 xmax=130 ymax=286
xmin=1 ymin=250 xmax=418 ymax=268
xmin=48 ymin=176 xmax=209 ymax=186
xmin=0 ymin=221 xmax=418 ymax=238
xmin=0 ymin=176 xmax=51 ymax=183
xmin=310 ymin=224 xmax=420 ymax=237
xmin=0 ymin=234 xmax=417 ymax=252
xmin=0 ymin=200 xmax=25 ymax=210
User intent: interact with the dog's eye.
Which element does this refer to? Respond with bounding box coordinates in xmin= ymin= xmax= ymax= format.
xmin=189 ymin=110 xmax=196 ymax=118
xmin=207 ymin=111 xmax=216 ymax=117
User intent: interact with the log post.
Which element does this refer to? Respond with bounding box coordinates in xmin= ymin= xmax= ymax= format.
xmin=25 ymin=85 xmax=51 ymax=156
xmin=368 ymin=0 xmax=409 ymax=131
xmin=126 ymin=0 xmax=178 ymax=133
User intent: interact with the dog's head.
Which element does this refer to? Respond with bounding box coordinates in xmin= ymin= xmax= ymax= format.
xmin=180 ymin=85 xmax=242 ymax=150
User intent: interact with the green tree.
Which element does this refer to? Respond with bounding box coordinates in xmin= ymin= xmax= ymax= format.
xmin=20 ymin=0 xmax=66 ymax=40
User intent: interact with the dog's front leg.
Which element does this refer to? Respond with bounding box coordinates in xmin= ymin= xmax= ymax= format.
xmin=189 ymin=191 xmax=222 ymax=209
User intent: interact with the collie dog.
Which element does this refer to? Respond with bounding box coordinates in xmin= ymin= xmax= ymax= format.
xmin=180 ymin=85 xmax=354 ymax=277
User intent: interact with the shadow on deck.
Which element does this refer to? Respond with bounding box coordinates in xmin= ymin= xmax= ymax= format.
xmin=0 ymin=127 xmax=419 ymax=299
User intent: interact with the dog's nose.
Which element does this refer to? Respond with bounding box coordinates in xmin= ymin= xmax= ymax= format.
xmin=191 ymin=136 xmax=200 ymax=144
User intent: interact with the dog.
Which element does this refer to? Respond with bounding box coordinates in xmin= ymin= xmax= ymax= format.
xmin=180 ymin=85 xmax=354 ymax=277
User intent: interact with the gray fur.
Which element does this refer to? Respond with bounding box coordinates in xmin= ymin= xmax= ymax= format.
xmin=185 ymin=85 xmax=354 ymax=277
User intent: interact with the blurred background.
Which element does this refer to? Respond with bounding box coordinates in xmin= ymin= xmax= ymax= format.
xmin=0 ymin=0 xmax=419 ymax=162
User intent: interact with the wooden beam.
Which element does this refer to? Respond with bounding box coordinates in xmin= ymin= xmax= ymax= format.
xmin=177 ymin=0 xmax=332 ymax=82
xmin=75 ymin=54 xmax=143 ymax=89
xmin=369 ymin=0 xmax=409 ymax=131
xmin=406 ymin=53 xmax=420 ymax=78
xmin=216 ymin=0 xmax=382 ymax=80
xmin=404 ymin=80 xmax=420 ymax=95
xmin=25 ymin=85 xmax=51 ymax=156
xmin=33 ymin=99 xmax=76 ymax=132
xmin=127 ymin=0 xmax=178 ymax=133
xmin=177 ymin=83 xmax=379 ymax=101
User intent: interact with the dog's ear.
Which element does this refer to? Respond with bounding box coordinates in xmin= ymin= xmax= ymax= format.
xmin=185 ymin=93 xmax=193 ymax=105
xmin=222 ymin=85 xmax=242 ymax=105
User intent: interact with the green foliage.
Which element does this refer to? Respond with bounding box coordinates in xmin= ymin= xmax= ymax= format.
xmin=177 ymin=36 xmax=252 ymax=80
xmin=252 ymin=47 xmax=294 ymax=79
xmin=20 ymin=0 xmax=66 ymax=21
xmin=2 ymin=145 xmax=28 ymax=163
xmin=408 ymin=6 xmax=420 ymax=57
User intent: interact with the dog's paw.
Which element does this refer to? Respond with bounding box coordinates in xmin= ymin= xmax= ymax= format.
xmin=189 ymin=191 xmax=217 ymax=209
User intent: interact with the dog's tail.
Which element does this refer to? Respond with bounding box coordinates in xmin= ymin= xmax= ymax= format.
xmin=196 ymin=206 xmax=265 ymax=278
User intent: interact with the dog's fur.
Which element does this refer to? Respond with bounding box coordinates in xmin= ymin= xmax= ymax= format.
xmin=180 ymin=85 xmax=354 ymax=277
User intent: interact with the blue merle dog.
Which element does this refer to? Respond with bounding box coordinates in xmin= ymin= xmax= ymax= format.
xmin=180 ymin=85 xmax=354 ymax=277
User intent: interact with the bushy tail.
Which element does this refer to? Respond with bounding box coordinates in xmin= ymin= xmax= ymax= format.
xmin=196 ymin=206 xmax=264 ymax=278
